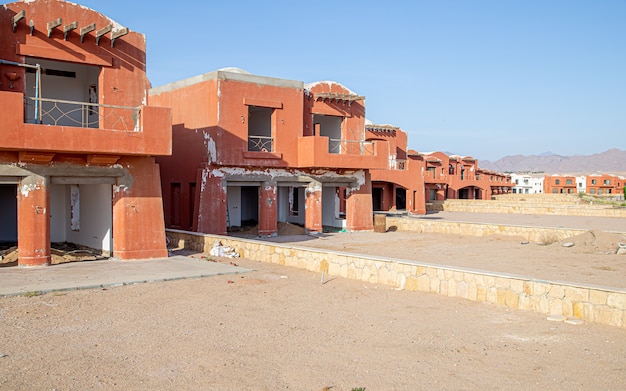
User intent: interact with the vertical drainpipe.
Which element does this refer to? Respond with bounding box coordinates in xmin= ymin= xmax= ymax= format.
xmin=0 ymin=59 xmax=43 ymax=123
xmin=35 ymin=63 xmax=41 ymax=124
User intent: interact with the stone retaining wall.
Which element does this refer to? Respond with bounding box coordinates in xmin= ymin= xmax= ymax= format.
xmin=427 ymin=199 xmax=626 ymax=218
xmin=386 ymin=216 xmax=585 ymax=242
xmin=166 ymin=229 xmax=626 ymax=329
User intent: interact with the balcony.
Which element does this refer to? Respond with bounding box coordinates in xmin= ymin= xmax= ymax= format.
xmin=297 ymin=135 xmax=387 ymax=169
xmin=0 ymin=91 xmax=171 ymax=157
xmin=423 ymin=170 xmax=448 ymax=184
xmin=24 ymin=96 xmax=140 ymax=131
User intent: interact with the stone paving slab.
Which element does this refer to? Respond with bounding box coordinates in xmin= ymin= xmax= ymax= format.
xmin=0 ymin=256 xmax=252 ymax=297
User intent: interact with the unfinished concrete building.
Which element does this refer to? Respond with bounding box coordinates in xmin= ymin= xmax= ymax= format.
xmin=150 ymin=69 xmax=388 ymax=236
xmin=0 ymin=0 xmax=171 ymax=266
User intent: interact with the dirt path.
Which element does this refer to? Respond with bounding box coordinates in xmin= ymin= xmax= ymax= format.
xmin=1 ymin=256 xmax=625 ymax=390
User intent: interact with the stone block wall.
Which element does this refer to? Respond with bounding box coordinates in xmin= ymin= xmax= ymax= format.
xmin=166 ymin=229 xmax=626 ymax=329
xmin=386 ymin=216 xmax=585 ymax=242
xmin=427 ymin=199 xmax=626 ymax=218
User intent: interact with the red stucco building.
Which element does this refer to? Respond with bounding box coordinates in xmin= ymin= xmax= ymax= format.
xmin=150 ymin=69 xmax=388 ymax=236
xmin=0 ymin=0 xmax=171 ymax=266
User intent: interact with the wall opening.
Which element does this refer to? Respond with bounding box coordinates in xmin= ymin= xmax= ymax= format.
xmin=50 ymin=183 xmax=112 ymax=257
xmin=277 ymin=185 xmax=305 ymax=226
xmin=25 ymin=57 xmax=100 ymax=127
xmin=170 ymin=183 xmax=181 ymax=228
xmin=248 ymin=106 xmax=273 ymax=151
xmin=372 ymin=187 xmax=383 ymax=211
xmin=395 ymin=187 xmax=406 ymax=210
xmin=0 ymin=184 xmax=18 ymax=243
xmin=227 ymin=185 xmax=259 ymax=230
xmin=313 ymin=114 xmax=342 ymax=153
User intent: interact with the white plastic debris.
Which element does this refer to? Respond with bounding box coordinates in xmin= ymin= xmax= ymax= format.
xmin=209 ymin=240 xmax=240 ymax=258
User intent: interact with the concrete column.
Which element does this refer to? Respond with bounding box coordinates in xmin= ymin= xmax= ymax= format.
xmin=195 ymin=168 xmax=227 ymax=235
xmin=258 ymin=181 xmax=277 ymax=237
xmin=17 ymin=175 xmax=51 ymax=266
xmin=304 ymin=180 xmax=322 ymax=234
xmin=112 ymin=157 xmax=169 ymax=259
xmin=346 ymin=171 xmax=374 ymax=231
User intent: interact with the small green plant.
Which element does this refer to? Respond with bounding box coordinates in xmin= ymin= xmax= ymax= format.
xmin=22 ymin=291 xmax=43 ymax=298
xmin=351 ymin=388 xmax=366 ymax=391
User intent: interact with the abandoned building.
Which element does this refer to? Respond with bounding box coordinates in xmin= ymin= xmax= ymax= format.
xmin=0 ymin=0 xmax=172 ymax=266
xmin=150 ymin=69 xmax=389 ymax=236
xmin=366 ymin=123 xmax=426 ymax=214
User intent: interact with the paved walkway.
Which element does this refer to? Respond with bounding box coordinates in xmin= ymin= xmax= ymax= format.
xmin=0 ymin=255 xmax=251 ymax=297
xmin=412 ymin=211 xmax=626 ymax=232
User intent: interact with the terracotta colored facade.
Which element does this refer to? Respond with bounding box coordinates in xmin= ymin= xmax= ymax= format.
xmin=150 ymin=70 xmax=388 ymax=236
xmin=0 ymin=0 xmax=171 ymax=266
xmin=585 ymin=174 xmax=624 ymax=196
xmin=369 ymin=137 xmax=512 ymax=214
xmin=544 ymin=175 xmax=578 ymax=194
xmin=367 ymin=125 xmax=426 ymax=214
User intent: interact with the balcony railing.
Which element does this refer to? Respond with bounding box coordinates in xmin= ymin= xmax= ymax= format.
xmin=248 ymin=135 xmax=274 ymax=152
xmin=392 ymin=159 xmax=407 ymax=170
xmin=24 ymin=97 xmax=141 ymax=131
xmin=328 ymin=139 xmax=374 ymax=155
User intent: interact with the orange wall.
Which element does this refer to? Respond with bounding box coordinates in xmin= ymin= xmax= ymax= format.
xmin=0 ymin=1 xmax=170 ymax=263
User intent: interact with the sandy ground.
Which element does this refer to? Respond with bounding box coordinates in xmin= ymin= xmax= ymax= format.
xmin=1 ymin=221 xmax=625 ymax=390
xmin=256 ymin=228 xmax=626 ymax=289
xmin=1 ymin=257 xmax=625 ymax=390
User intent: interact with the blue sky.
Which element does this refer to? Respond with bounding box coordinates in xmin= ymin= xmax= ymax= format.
xmin=75 ymin=0 xmax=625 ymax=161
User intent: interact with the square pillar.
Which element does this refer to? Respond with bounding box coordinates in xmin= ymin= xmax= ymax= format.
xmin=195 ymin=168 xmax=227 ymax=235
xmin=304 ymin=180 xmax=322 ymax=234
xmin=258 ymin=181 xmax=277 ymax=237
xmin=112 ymin=157 xmax=169 ymax=259
xmin=17 ymin=175 xmax=51 ymax=266
xmin=346 ymin=171 xmax=374 ymax=231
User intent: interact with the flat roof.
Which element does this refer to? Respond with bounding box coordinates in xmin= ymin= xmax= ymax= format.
xmin=150 ymin=69 xmax=303 ymax=95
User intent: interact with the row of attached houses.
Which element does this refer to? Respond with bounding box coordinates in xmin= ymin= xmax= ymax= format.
xmin=511 ymin=173 xmax=625 ymax=196
xmin=0 ymin=0 xmax=512 ymax=266
xmin=150 ymin=71 xmax=513 ymax=236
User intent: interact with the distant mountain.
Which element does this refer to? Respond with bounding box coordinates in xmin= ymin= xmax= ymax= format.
xmin=480 ymin=149 xmax=626 ymax=174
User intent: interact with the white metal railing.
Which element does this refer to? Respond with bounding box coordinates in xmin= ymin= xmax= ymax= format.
xmin=328 ymin=138 xmax=374 ymax=155
xmin=248 ymin=135 xmax=274 ymax=152
xmin=24 ymin=97 xmax=141 ymax=131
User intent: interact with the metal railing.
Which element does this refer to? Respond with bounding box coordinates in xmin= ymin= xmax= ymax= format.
xmin=248 ymin=135 xmax=274 ymax=152
xmin=328 ymin=139 xmax=374 ymax=155
xmin=24 ymin=97 xmax=141 ymax=131
xmin=391 ymin=159 xmax=407 ymax=170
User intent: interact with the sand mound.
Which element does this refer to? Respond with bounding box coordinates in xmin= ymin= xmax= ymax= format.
xmin=555 ymin=230 xmax=626 ymax=254
xmin=0 ymin=242 xmax=106 ymax=267
xmin=278 ymin=222 xmax=305 ymax=236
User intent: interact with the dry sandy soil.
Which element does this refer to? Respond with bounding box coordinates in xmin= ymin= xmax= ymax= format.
xmin=1 ymin=225 xmax=625 ymax=390
xmin=256 ymin=226 xmax=626 ymax=289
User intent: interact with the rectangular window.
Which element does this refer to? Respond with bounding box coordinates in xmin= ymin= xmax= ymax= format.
xmin=591 ymin=179 xmax=597 ymax=185
xmin=555 ymin=179 xmax=560 ymax=185
xmin=598 ymin=189 xmax=604 ymax=195
xmin=604 ymin=179 xmax=610 ymax=185
xmin=248 ymin=106 xmax=273 ymax=152
xmin=590 ymin=188 xmax=596 ymax=194
xmin=552 ymin=189 xmax=558 ymax=194
xmin=566 ymin=179 xmax=572 ymax=185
